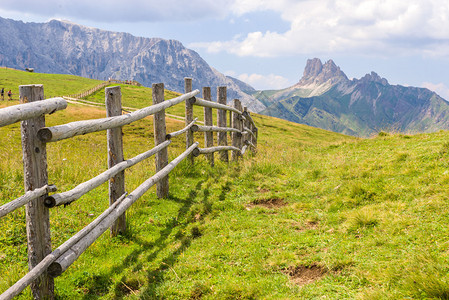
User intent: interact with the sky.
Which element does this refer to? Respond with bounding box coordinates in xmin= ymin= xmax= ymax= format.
xmin=1 ymin=0 xmax=449 ymax=99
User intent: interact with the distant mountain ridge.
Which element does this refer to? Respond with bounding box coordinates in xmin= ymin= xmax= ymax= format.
xmin=0 ymin=17 xmax=264 ymax=111
xmin=257 ymin=58 xmax=449 ymax=136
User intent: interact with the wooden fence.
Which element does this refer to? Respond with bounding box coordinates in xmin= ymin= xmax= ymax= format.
xmin=67 ymin=79 xmax=142 ymax=100
xmin=0 ymin=78 xmax=258 ymax=300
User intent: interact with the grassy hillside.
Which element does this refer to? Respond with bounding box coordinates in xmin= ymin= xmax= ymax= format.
xmin=2 ymin=70 xmax=449 ymax=299
xmin=0 ymin=67 xmax=103 ymax=99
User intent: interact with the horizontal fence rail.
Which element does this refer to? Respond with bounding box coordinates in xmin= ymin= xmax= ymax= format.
xmin=193 ymin=146 xmax=242 ymax=156
xmin=243 ymin=111 xmax=256 ymax=129
xmin=0 ymin=78 xmax=258 ymax=300
xmin=191 ymin=124 xmax=242 ymax=133
xmin=244 ymin=127 xmax=257 ymax=140
xmin=0 ymin=97 xmax=67 ymax=127
xmin=44 ymin=140 xmax=172 ymax=208
xmin=37 ymin=90 xmax=199 ymax=142
xmin=0 ymin=185 xmax=57 ymax=219
xmin=166 ymin=118 xmax=198 ymax=139
xmin=189 ymin=97 xmax=243 ymax=115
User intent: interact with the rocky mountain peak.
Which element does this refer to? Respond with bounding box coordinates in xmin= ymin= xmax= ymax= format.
xmin=298 ymin=58 xmax=348 ymax=86
xmin=359 ymin=71 xmax=389 ymax=86
xmin=302 ymin=58 xmax=323 ymax=78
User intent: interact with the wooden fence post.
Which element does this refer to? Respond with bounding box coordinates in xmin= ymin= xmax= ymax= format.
xmin=185 ymin=78 xmax=194 ymax=164
xmin=248 ymin=110 xmax=258 ymax=148
xmin=231 ymin=99 xmax=242 ymax=161
xmin=238 ymin=101 xmax=245 ymax=152
xmin=106 ymin=86 xmax=126 ymax=236
xmin=153 ymin=83 xmax=169 ymax=198
xmin=20 ymin=84 xmax=54 ymax=299
xmin=203 ymin=87 xmax=214 ymax=166
xmin=243 ymin=107 xmax=251 ymax=144
xmin=254 ymin=126 xmax=258 ymax=149
xmin=217 ymin=86 xmax=228 ymax=162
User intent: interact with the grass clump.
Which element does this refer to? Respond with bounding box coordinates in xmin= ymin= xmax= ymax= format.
xmin=189 ymin=282 xmax=211 ymax=299
xmin=350 ymin=183 xmax=376 ymax=203
xmin=403 ymin=255 xmax=449 ymax=299
xmin=345 ymin=207 xmax=379 ymax=231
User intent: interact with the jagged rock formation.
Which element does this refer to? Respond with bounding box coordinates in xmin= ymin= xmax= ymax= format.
xmin=0 ymin=17 xmax=264 ymax=112
xmin=298 ymin=58 xmax=348 ymax=86
xmin=256 ymin=58 xmax=449 ymax=137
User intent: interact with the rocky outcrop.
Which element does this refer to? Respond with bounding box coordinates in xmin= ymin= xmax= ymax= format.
xmin=298 ymin=58 xmax=348 ymax=86
xmin=358 ymin=72 xmax=388 ymax=86
xmin=0 ymin=17 xmax=265 ymax=112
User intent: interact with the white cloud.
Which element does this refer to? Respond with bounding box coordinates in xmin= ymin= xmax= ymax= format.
xmin=422 ymin=82 xmax=449 ymax=100
xmin=194 ymin=0 xmax=449 ymax=58
xmin=4 ymin=0 xmax=449 ymax=60
xmin=0 ymin=0 xmax=234 ymax=22
xmin=237 ymin=73 xmax=291 ymax=90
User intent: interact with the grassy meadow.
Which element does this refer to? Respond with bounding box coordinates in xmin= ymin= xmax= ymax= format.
xmin=1 ymin=69 xmax=449 ymax=299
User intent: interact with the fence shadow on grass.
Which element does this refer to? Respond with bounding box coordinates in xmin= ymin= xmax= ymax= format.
xmin=75 ymin=180 xmax=212 ymax=299
xmin=140 ymin=180 xmax=213 ymax=298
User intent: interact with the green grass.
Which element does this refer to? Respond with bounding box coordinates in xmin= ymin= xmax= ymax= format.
xmin=2 ymin=70 xmax=449 ymax=299
xmin=0 ymin=67 xmax=103 ymax=100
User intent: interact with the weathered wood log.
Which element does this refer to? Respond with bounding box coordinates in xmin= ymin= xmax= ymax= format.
xmin=236 ymin=102 xmax=245 ymax=141
xmin=203 ymin=87 xmax=214 ymax=166
xmin=254 ymin=127 xmax=258 ymax=148
xmin=242 ymin=110 xmax=257 ymax=130
xmin=37 ymin=90 xmax=199 ymax=142
xmin=217 ymin=86 xmax=228 ymax=162
xmin=189 ymin=97 xmax=243 ymax=115
xmin=0 ymin=185 xmax=56 ymax=219
xmin=190 ymin=124 xmax=241 ymax=133
xmin=245 ymin=139 xmax=257 ymax=151
xmin=20 ymin=84 xmax=54 ymax=299
xmin=185 ymin=78 xmax=195 ymax=164
xmin=243 ymin=126 xmax=257 ymax=140
xmin=166 ymin=118 xmax=197 ymax=140
xmin=192 ymin=146 xmax=241 ymax=157
xmin=243 ymin=107 xmax=253 ymax=146
xmin=44 ymin=140 xmax=171 ymax=207
xmin=48 ymin=142 xmax=199 ymax=277
xmin=0 ymin=192 xmax=128 ymax=300
xmin=106 ymin=86 xmax=126 ymax=236
xmin=0 ymin=97 xmax=67 ymax=127
xmin=232 ymin=99 xmax=243 ymax=161
xmin=153 ymin=83 xmax=169 ymax=198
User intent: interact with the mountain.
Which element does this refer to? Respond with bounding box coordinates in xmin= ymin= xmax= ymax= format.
xmin=0 ymin=17 xmax=264 ymax=112
xmin=257 ymin=58 xmax=449 ymax=136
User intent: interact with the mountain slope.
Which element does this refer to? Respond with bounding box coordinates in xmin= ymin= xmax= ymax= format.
xmin=259 ymin=58 xmax=449 ymax=136
xmin=0 ymin=17 xmax=264 ymax=112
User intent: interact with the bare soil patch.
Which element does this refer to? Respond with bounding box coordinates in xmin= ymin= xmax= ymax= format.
xmin=283 ymin=264 xmax=327 ymax=286
xmin=291 ymin=220 xmax=319 ymax=231
xmin=249 ymin=197 xmax=287 ymax=209
xmin=257 ymin=187 xmax=270 ymax=193
xmin=305 ymin=220 xmax=319 ymax=230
